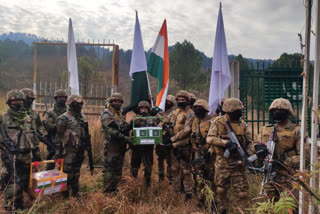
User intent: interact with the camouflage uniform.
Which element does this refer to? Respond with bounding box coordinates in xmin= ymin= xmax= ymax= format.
xmin=170 ymin=90 xmax=195 ymax=197
xmin=101 ymin=93 xmax=132 ymax=192
xmin=21 ymin=88 xmax=42 ymax=161
xmin=155 ymin=95 xmax=175 ymax=182
xmin=55 ymin=95 xmax=87 ymax=197
xmin=256 ymin=98 xmax=301 ymax=201
xmin=130 ymin=101 xmax=157 ymax=187
xmin=191 ymin=99 xmax=215 ymax=203
xmin=43 ymin=89 xmax=67 ymax=169
xmin=0 ymin=90 xmax=39 ymax=211
xmin=207 ymin=98 xmax=254 ymax=213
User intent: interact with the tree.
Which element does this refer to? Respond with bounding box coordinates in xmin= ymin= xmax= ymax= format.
xmin=169 ymin=40 xmax=202 ymax=89
xmin=273 ymin=53 xmax=303 ymax=67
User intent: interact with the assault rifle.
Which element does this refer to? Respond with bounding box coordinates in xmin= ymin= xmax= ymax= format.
xmin=259 ymin=127 xmax=277 ymax=196
xmin=83 ymin=122 xmax=94 ymax=176
xmin=223 ymin=122 xmax=257 ymax=170
xmin=191 ymin=146 xmax=210 ymax=168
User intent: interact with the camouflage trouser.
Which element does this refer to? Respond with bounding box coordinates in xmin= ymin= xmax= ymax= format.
xmin=63 ymin=151 xmax=84 ymax=197
xmin=130 ymin=145 xmax=154 ymax=187
xmin=172 ymin=146 xmax=194 ymax=195
xmin=155 ymin=145 xmax=172 ymax=181
xmin=214 ymin=155 xmax=249 ymax=213
xmin=103 ymin=140 xmax=126 ymax=192
xmin=264 ymin=169 xmax=299 ymax=204
xmin=194 ymin=152 xmax=215 ymax=202
xmin=0 ymin=160 xmax=30 ymax=211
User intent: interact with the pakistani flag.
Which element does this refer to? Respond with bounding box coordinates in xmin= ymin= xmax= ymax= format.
xmin=147 ymin=20 xmax=169 ymax=111
xmin=129 ymin=11 xmax=149 ymax=107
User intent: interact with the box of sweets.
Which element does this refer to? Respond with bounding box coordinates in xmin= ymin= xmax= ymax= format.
xmin=28 ymin=159 xmax=68 ymax=198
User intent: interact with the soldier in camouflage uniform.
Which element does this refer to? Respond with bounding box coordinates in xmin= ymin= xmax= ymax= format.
xmin=170 ymin=90 xmax=195 ymax=200
xmin=43 ymin=89 xmax=68 ymax=169
xmin=21 ymin=88 xmax=42 ymax=161
xmin=101 ymin=93 xmax=133 ymax=193
xmin=207 ymin=98 xmax=254 ymax=213
xmin=255 ymin=98 xmax=301 ymax=203
xmin=0 ymin=90 xmax=40 ymax=211
xmin=130 ymin=101 xmax=158 ymax=188
xmin=155 ymin=95 xmax=175 ymax=182
xmin=55 ymin=95 xmax=88 ymax=197
xmin=191 ymin=99 xmax=215 ymax=206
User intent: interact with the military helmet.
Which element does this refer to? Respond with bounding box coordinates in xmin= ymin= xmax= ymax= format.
xmin=193 ymin=99 xmax=209 ymax=112
xmin=54 ymin=89 xmax=68 ymax=98
xmin=66 ymin=95 xmax=84 ymax=105
xmin=222 ymin=98 xmax=244 ymax=113
xmin=166 ymin=95 xmax=176 ymax=105
xmin=269 ymin=98 xmax=294 ymax=115
xmin=21 ymin=88 xmax=35 ymax=99
xmin=109 ymin=93 xmax=123 ymax=104
xmin=175 ymin=90 xmax=190 ymax=101
xmin=6 ymin=90 xmax=26 ymax=104
xmin=137 ymin=101 xmax=150 ymax=110
xmin=189 ymin=93 xmax=196 ymax=101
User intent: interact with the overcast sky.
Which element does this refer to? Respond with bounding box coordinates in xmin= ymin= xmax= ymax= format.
xmin=0 ymin=0 xmax=316 ymax=59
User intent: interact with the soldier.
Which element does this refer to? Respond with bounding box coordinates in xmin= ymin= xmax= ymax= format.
xmin=0 ymin=90 xmax=40 ymax=211
xmin=170 ymin=90 xmax=195 ymax=200
xmin=21 ymin=88 xmax=41 ymax=161
xmin=55 ymin=95 xmax=88 ymax=197
xmin=189 ymin=93 xmax=197 ymax=107
xmin=130 ymin=101 xmax=157 ymax=188
xmin=101 ymin=93 xmax=132 ymax=193
xmin=43 ymin=89 xmax=68 ymax=169
xmin=155 ymin=95 xmax=175 ymax=182
xmin=255 ymin=98 xmax=301 ymax=203
xmin=191 ymin=99 xmax=215 ymax=206
xmin=206 ymin=98 xmax=254 ymax=213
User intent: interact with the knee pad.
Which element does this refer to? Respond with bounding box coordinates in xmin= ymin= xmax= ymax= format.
xmin=238 ymin=191 xmax=248 ymax=198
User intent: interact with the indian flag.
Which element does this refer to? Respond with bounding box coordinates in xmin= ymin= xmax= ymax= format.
xmin=129 ymin=11 xmax=149 ymax=107
xmin=147 ymin=20 xmax=169 ymax=111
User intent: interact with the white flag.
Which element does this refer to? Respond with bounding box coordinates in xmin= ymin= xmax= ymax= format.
xmin=67 ymin=18 xmax=79 ymax=95
xmin=208 ymin=3 xmax=231 ymax=114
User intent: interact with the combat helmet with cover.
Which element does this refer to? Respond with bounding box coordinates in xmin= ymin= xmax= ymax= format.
xmin=193 ymin=99 xmax=209 ymax=112
xmin=109 ymin=93 xmax=124 ymax=104
xmin=222 ymin=98 xmax=244 ymax=113
xmin=54 ymin=89 xmax=68 ymax=98
xmin=268 ymin=98 xmax=294 ymax=115
xmin=137 ymin=101 xmax=150 ymax=110
xmin=166 ymin=95 xmax=176 ymax=104
xmin=66 ymin=95 xmax=84 ymax=105
xmin=175 ymin=90 xmax=190 ymax=101
xmin=21 ymin=88 xmax=35 ymax=99
xmin=6 ymin=89 xmax=26 ymax=104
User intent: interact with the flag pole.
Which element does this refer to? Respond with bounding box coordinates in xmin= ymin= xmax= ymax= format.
xmin=145 ymin=71 xmax=154 ymax=107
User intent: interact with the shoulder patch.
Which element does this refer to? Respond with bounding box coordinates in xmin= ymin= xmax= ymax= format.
xmin=187 ymin=113 xmax=193 ymax=118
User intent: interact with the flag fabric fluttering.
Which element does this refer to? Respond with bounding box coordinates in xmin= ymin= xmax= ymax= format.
xmin=208 ymin=3 xmax=231 ymax=114
xmin=147 ymin=20 xmax=169 ymax=111
xmin=129 ymin=11 xmax=149 ymax=107
xmin=67 ymin=18 xmax=80 ymax=95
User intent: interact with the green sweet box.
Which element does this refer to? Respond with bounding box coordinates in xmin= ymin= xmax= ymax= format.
xmin=132 ymin=116 xmax=163 ymax=145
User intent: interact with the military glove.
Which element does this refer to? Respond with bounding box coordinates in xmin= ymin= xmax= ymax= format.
xmin=254 ymin=144 xmax=269 ymax=160
xmin=226 ymin=141 xmax=237 ymax=153
xmin=163 ymin=135 xmax=172 ymax=145
xmin=124 ymin=136 xmax=134 ymax=147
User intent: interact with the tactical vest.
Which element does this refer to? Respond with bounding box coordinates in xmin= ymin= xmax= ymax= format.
xmin=214 ymin=116 xmax=248 ymax=156
xmin=60 ymin=112 xmax=86 ymax=150
xmin=192 ymin=115 xmax=212 ymax=146
xmin=1 ymin=112 xmax=35 ymax=163
xmin=261 ymin=123 xmax=298 ymax=160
